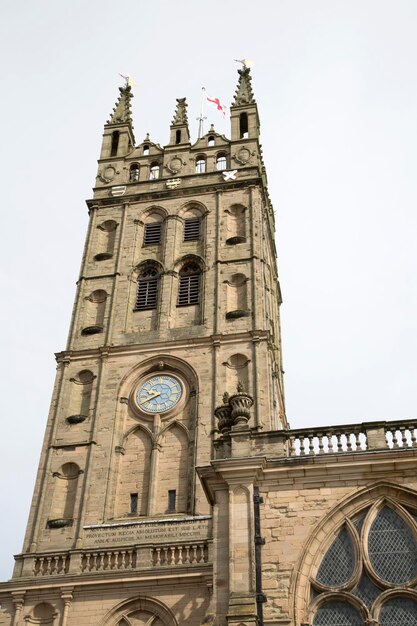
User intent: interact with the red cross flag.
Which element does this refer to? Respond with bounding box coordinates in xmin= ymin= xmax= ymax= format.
xmin=206 ymin=94 xmax=226 ymax=117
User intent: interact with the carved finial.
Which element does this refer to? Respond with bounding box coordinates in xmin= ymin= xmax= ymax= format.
xmin=107 ymin=84 xmax=134 ymax=125
xmin=158 ymin=361 xmax=165 ymax=370
xmin=222 ymin=391 xmax=230 ymax=405
xmin=232 ymin=66 xmax=255 ymax=106
xmin=171 ymin=97 xmax=189 ymax=126
xmin=209 ymin=124 xmax=215 ymax=132
xmin=237 ymin=381 xmax=245 ymax=393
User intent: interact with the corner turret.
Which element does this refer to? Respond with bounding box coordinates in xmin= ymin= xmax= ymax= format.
xmin=99 ymin=82 xmax=135 ymax=159
xmin=167 ymin=98 xmax=190 ymax=146
xmin=230 ymin=65 xmax=260 ymax=141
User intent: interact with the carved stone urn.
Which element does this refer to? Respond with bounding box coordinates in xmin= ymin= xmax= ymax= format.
xmin=214 ymin=393 xmax=234 ymax=434
xmin=229 ymin=383 xmax=254 ymax=426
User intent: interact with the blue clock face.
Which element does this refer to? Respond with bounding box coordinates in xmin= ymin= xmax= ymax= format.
xmin=136 ymin=375 xmax=183 ymax=414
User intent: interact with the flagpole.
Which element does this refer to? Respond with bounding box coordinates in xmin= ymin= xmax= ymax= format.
xmin=197 ymin=87 xmax=207 ymax=139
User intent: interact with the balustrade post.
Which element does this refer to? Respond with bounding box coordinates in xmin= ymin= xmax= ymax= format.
xmin=364 ymin=422 xmax=387 ymax=450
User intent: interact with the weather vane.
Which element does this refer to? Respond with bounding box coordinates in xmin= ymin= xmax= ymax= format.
xmin=234 ymin=58 xmax=254 ymax=69
xmin=119 ymin=73 xmax=136 ymax=88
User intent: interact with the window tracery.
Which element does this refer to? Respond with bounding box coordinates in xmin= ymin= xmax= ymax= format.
xmin=310 ymin=502 xmax=417 ymax=626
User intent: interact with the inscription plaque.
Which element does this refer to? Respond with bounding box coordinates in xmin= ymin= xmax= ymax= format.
xmin=84 ymin=516 xmax=211 ymax=547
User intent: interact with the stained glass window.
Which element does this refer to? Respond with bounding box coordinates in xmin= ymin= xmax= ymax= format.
xmin=313 ymin=601 xmax=363 ymax=626
xmin=368 ymin=507 xmax=417 ymax=584
xmin=316 ymin=526 xmax=355 ymax=587
xmin=379 ymin=597 xmax=417 ymax=626
xmin=351 ymin=574 xmax=381 ymax=608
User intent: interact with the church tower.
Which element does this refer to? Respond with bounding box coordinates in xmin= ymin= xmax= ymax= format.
xmin=0 ymin=67 xmax=286 ymax=625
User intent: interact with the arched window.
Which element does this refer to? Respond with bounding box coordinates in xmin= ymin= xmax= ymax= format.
xmin=135 ymin=265 xmax=160 ymax=310
xmin=149 ymin=162 xmax=160 ymax=179
xmin=216 ymin=153 xmax=227 ymax=171
xmin=110 ymin=131 xmax=120 ymax=156
xmin=239 ymin=112 xmax=248 ymax=138
xmin=175 ymin=129 xmax=181 ymax=144
xmin=195 ymin=156 xmax=206 ymax=173
xmin=208 ymin=135 xmax=215 ymax=147
xmin=143 ymin=144 xmax=149 ymax=155
xmin=129 ymin=163 xmax=139 ymax=182
xmin=178 ymin=262 xmax=201 ymax=306
xmin=310 ymin=502 xmax=417 ymax=626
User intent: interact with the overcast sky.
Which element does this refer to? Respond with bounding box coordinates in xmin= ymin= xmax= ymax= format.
xmin=0 ymin=0 xmax=416 ymax=579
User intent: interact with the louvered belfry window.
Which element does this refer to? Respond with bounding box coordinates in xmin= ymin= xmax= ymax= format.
xmin=183 ymin=218 xmax=200 ymax=242
xmin=135 ymin=267 xmax=159 ymax=310
xmin=178 ymin=263 xmax=200 ymax=306
xmin=143 ymin=222 xmax=162 ymax=245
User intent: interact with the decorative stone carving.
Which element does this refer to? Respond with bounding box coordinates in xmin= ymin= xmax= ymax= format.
xmin=166 ymin=157 xmax=183 ymax=174
xmin=229 ymin=383 xmax=254 ymax=426
xmin=166 ymin=178 xmax=181 ymax=189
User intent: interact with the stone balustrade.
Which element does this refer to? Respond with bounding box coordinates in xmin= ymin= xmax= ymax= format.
xmin=287 ymin=419 xmax=417 ymax=456
xmin=27 ymin=540 xmax=210 ymax=577
xmin=81 ymin=549 xmax=137 ymax=572
xmin=33 ymin=554 xmax=70 ymax=576
xmin=150 ymin=542 xmax=208 ymax=567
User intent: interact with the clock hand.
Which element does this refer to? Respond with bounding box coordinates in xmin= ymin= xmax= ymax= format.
xmin=139 ymin=391 xmax=161 ymax=405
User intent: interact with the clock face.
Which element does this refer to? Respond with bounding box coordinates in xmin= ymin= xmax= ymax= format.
xmin=135 ymin=374 xmax=183 ymax=414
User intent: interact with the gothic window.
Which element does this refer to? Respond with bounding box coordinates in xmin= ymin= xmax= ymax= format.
xmin=216 ymin=152 xmax=227 ymax=170
xmin=310 ymin=503 xmax=417 ymax=626
xmin=177 ymin=262 xmax=201 ymax=306
xmin=195 ymin=156 xmax=206 ymax=173
xmin=149 ymin=162 xmax=160 ymax=179
xmin=129 ymin=163 xmax=139 ymax=182
xmin=183 ymin=217 xmax=201 ymax=241
xmin=135 ymin=265 xmax=160 ymax=310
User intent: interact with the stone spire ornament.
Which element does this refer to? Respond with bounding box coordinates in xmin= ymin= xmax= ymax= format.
xmin=171 ymin=97 xmax=189 ymax=126
xmin=232 ymin=66 xmax=255 ymax=106
xmin=107 ymin=83 xmax=134 ymax=125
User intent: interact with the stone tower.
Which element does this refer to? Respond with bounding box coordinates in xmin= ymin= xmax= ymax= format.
xmin=0 ymin=67 xmax=287 ymax=625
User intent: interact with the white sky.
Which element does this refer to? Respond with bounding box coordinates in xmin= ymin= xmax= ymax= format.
xmin=0 ymin=0 xmax=416 ymax=579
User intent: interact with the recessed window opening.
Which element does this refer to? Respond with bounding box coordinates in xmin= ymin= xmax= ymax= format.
xmin=129 ymin=163 xmax=139 ymax=182
xmin=216 ymin=153 xmax=227 ymax=171
xmin=110 ymin=131 xmax=120 ymax=157
xmin=183 ymin=217 xmax=200 ymax=242
xmin=144 ymin=222 xmax=162 ymax=245
xmin=239 ymin=112 xmax=248 ymax=139
xmin=149 ymin=163 xmax=160 ymax=180
xmin=208 ymin=136 xmax=215 ymax=147
xmin=195 ymin=156 xmax=206 ymax=173
xmin=130 ymin=493 xmax=138 ymax=515
xmin=168 ymin=490 xmax=176 ymax=512
xmin=178 ymin=262 xmax=201 ymax=306
xmin=175 ymin=129 xmax=181 ymax=144
xmin=143 ymin=144 xmax=149 ymax=155
xmin=135 ymin=266 xmax=159 ymax=310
